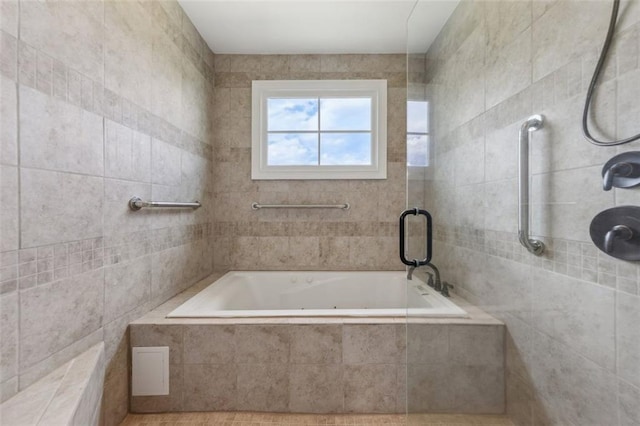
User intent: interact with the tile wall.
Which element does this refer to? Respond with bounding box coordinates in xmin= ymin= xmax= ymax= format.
xmin=211 ymin=54 xmax=407 ymax=271
xmin=419 ymin=0 xmax=640 ymax=424
xmin=0 ymin=1 xmax=215 ymax=425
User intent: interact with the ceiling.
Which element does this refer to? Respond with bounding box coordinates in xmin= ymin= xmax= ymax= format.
xmin=178 ymin=1 xmax=459 ymax=55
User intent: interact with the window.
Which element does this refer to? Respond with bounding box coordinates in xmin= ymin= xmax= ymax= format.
xmin=406 ymin=100 xmax=430 ymax=168
xmin=252 ymin=80 xmax=387 ymax=180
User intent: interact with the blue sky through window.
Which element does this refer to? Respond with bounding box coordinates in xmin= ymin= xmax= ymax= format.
xmin=267 ymin=97 xmax=372 ymax=166
xmin=267 ymin=133 xmax=318 ymax=165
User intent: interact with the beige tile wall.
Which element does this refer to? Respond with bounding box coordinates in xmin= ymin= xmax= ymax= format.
xmin=419 ymin=0 xmax=640 ymax=425
xmin=0 ymin=2 xmax=215 ymax=426
xmin=129 ymin=322 xmax=504 ymax=414
xmin=211 ymin=54 xmax=407 ymax=271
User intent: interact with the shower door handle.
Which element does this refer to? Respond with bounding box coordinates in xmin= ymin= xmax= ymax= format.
xmin=399 ymin=208 xmax=433 ymax=266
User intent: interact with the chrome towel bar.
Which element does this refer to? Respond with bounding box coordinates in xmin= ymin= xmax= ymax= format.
xmin=518 ymin=115 xmax=545 ymax=255
xmin=251 ymin=202 xmax=350 ymax=210
xmin=129 ymin=197 xmax=201 ymax=211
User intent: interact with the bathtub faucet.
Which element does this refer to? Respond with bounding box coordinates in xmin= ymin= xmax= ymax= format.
xmin=424 ymin=263 xmax=442 ymax=292
xmin=407 ymin=264 xmax=417 ymax=280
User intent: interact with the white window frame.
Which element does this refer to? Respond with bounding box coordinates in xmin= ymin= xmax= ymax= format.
xmin=251 ymin=79 xmax=387 ymax=180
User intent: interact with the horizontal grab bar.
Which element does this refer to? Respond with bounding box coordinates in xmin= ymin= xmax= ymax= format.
xmin=129 ymin=197 xmax=201 ymax=211
xmin=251 ymin=202 xmax=350 ymax=210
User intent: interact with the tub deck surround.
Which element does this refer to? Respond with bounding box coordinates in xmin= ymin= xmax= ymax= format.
xmin=167 ymin=271 xmax=468 ymax=318
xmin=129 ymin=273 xmax=504 ymax=414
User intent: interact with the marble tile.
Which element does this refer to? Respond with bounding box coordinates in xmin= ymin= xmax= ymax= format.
xmin=0 ymin=165 xmax=18 ymax=252
xmin=0 ymin=1 xmax=18 ymax=37
xmin=617 ymin=292 xmax=640 ymax=388
xmin=183 ymin=325 xmax=235 ymax=364
xmin=183 ymin=363 xmax=236 ymax=411
xmin=406 ymin=324 xmax=449 ymax=365
xmin=0 ymin=292 xmax=17 ymax=383
xmin=451 ymin=365 xmax=504 ymax=413
xmin=151 ymin=138 xmax=182 ymax=186
xmin=532 ymin=268 xmax=615 ymax=370
xmin=532 ymin=0 xmax=611 ymax=80
xmin=40 ymin=343 xmax=104 ymax=426
xmin=449 ymin=325 xmax=504 ymax=368
xmin=151 ymin=31 xmax=183 ymax=129
xmin=19 ymin=0 xmax=104 ymax=82
xmin=105 ymin=119 xmax=151 ymax=182
xmin=20 ymin=85 xmax=103 ymax=175
xmin=20 ymin=168 xmax=103 ymax=248
xmin=485 ymin=29 xmax=532 ymax=110
xmin=182 ymin=60 xmax=208 ymax=141
xmin=236 ymin=363 xmax=289 ymax=412
xmin=19 ymin=329 xmax=103 ymax=390
xmin=530 ymin=84 xmax=616 ymax=175
xmin=0 ymin=360 xmax=69 ymax=425
xmin=103 ymin=256 xmax=151 ymax=323
xmin=506 ymin=372 xmax=534 ymax=426
xmin=290 ymin=325 xmax=342 ymax=364
xmin=104 ymin=0 xmax=153 ymax=111
xmin=529 ymin=331 xmax=617 ymax=426
xmin=289 ymin=364 xmax=343 ymax=413
xmin=343 ymin=325 xmax=403 ymax=364
xmin=619 ymin=379 xmax=640 ymax=426
xmin=235 ymin=325 xmax=290 ymax=363
xmin=0 ymin=75 xmax=16 ymax=165
xmin=19 ymin=269 xmax=104 ymax=370
xmin=406 ymin=362 xmax=454 ymax=412
xmin=0 ymin=376 xmax=17 ymax=403
xmin=130 ymin=324 xmax=183 ymax=365
xmin=149 ymin=244 xmax=183 ymax=302
xmin=102 ymin=335 xmax=129 ymax=426
xmin=344 ymin=364 xmax=397 ymax=413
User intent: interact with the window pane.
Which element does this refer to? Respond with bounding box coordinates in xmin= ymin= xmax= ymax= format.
xmin=320 ymin=98 xmax=371 ymax=131
xmin=268 ymin=98 xmax=318 ymax=131
xmin=267 ymin=133 xmax=318 ymax=165
xmin=320 ymin=133 xmax=371 ymax=165
xmin=407 ymin=134 xmax=429 ymax=167
xmin=407 ymin=101 xmax=429 ymax=133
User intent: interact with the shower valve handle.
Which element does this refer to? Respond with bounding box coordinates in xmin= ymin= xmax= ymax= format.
xmin=601 ymin=152 xmax=640 ymax=191
xmin=603 ymin=162 xmax=633 ymax=191
xmin=604 ymin=225 xmax=633 ymax=253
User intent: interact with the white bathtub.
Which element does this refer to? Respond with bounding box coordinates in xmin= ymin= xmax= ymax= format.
xmin=167 ymin=271 xmax=468 ymax=318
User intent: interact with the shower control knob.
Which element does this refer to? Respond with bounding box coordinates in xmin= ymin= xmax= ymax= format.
xmin=601 ymin=152 xmax=640 ymax=191
xmin=590 ymin=206 xmax=640 ymax=261
xmin=604 ymin=225 xmax=633 ymax=253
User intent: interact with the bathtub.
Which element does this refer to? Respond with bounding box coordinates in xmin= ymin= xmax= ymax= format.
xmin=167 ymin=271 xmax=468 ymax=318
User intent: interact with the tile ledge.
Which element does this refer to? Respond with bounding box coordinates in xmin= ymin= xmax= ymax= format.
xmin=0 ymin=342 xmax=105 ymax=426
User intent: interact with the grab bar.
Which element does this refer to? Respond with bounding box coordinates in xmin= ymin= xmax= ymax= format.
xmin=518 ymin=115 xmax=545 ymax=255
xmin=129 ymin=197 xmax=201 ymax=211
xmin=251 ymin=202 xmax=350 ymax=210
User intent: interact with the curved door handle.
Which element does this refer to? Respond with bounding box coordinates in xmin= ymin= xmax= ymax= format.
xmin=399 ymin=208 xmax=433 ymax=267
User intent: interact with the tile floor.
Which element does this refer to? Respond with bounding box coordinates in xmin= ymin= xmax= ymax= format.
xmin=120 ymin=412 xmax=514 ymax=426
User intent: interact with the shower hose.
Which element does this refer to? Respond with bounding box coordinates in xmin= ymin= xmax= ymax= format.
xmin=583 ymin=0 xmax=640 ymax=146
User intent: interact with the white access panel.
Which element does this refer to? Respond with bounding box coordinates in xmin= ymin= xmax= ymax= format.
xmin=132 ymin=346 xmax=169 ymax=396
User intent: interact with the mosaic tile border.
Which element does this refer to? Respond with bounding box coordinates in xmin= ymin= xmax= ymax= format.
xmin=435 ymin=226 xmax=640 ymax=296
xmin=0 ymin=223 xmax=212 ymax=295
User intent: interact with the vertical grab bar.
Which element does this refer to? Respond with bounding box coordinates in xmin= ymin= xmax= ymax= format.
xmin=518 ymin=115 xmax=545 ymax=255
